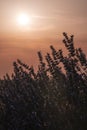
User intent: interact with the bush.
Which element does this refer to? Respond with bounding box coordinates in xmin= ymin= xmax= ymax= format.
xmin=0 ymin=32 xmax=87 ymax=130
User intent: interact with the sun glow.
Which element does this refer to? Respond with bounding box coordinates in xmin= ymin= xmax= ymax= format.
xmin=17 ymin=13 xmax=31 ymax=26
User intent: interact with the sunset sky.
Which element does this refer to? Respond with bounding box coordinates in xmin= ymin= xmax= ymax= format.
xmin=0 ymin=0 xmax=87 ymax=77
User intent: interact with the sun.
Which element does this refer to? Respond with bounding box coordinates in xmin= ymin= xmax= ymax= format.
xmin=17 ymin=13 xmax=31 ymax=26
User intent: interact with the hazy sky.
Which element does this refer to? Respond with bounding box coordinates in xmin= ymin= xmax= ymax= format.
xmin=0 ymin=0 xmax=87 ymax=77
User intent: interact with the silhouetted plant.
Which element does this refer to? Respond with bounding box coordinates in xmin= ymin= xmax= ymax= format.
xmin=0 ymin=32 xmax=87 ymax=130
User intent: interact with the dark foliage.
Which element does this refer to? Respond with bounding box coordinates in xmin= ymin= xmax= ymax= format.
xmin=0 ymin=33 xmax=87 ymax=130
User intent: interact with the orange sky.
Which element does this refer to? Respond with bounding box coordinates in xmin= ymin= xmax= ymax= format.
xmin=0 ymin=0 xmax=87 ymax=77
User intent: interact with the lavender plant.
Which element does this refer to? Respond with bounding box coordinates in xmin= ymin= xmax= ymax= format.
xmin=0 ymin=33 xmax=87 ymax=130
